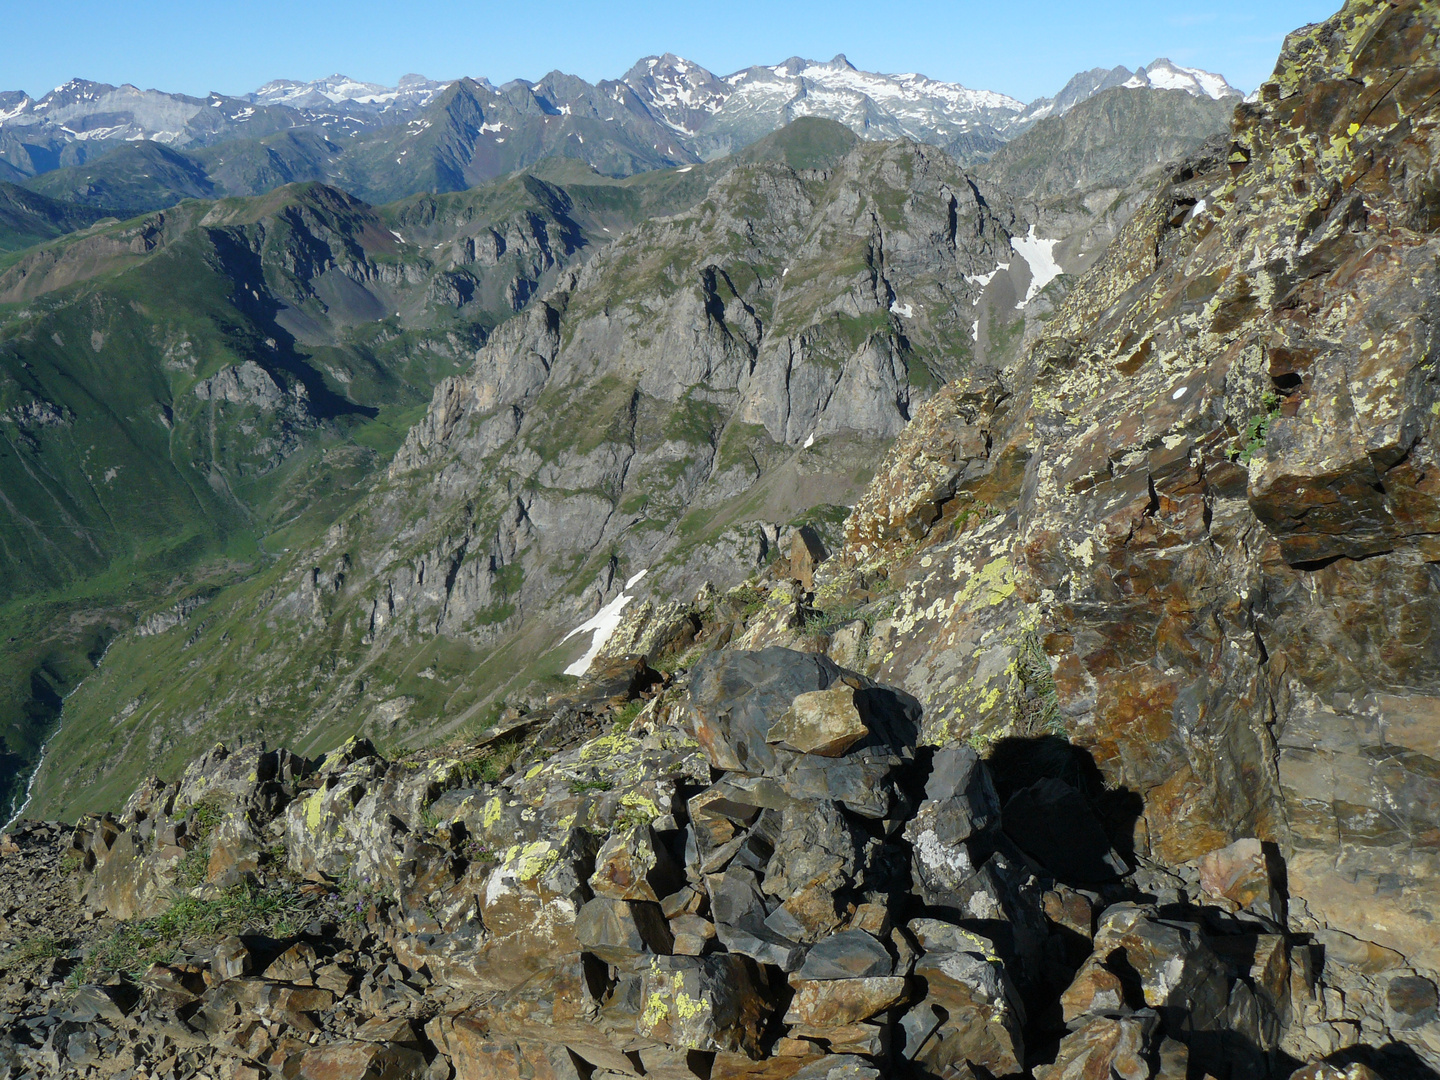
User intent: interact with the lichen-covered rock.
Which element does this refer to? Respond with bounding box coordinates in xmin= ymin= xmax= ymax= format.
xmin=830 ymin=0 xmax=1440 ymax=1023
xmin=638 ymin=955 xmax=773 ymax=1057
xmin=589 ymin=822 xmax=684 ymax=903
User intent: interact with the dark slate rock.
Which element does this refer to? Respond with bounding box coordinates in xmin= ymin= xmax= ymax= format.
xmin=781 ymin=756 xmax=901 ymax=820
xmin=797 ymin=929 xmax=894 ymax=980
xmin=574 ymin=897 xmax=673 ymax=964
xmin=710 ymin=867 xmax=805 ymax=971
xmin=923 ymin=746 xmax=999 ymax=840
xmin=688 ymin=648 xmax=846 ymax=775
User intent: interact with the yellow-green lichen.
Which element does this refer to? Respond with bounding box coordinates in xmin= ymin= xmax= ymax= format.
xmin=482 ymin=796 xmax=504 ymax=830
xmin=513 ymin=840 xmax=560 ymax=881
xmin=580 ymin=733 xmax=641 ymax=763
xmin=304 ymin=790 xmax=325 ymax=832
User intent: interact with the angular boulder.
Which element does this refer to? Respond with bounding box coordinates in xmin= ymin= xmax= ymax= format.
xmin=687 ymin=648 xmax=853 ymax=775
xmin=766 ymin=686 xmax=870 ymax=757
xmin=638 ymin=954 xmax=773 ymax=1057
xmin=903 ymin=950 xmax=1025 ymax=1077
xmin=590 ymin=823 xmax=683 ymax=903
xmin=574 ymin=897 xmax=673 ymax=965
xmin=784 ymin=977 xmax=909 ymax=1026
xmin=796 ymin=929 xmax=894 ymax=980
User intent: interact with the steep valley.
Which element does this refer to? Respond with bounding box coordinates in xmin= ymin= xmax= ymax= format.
xmin=0 ymin=155 xmax=753 ymax=817
xmin=22 ymin=121 xmax=1047 ymax=821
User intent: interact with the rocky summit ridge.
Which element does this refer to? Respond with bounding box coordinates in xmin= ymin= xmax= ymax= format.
xmin=4 ymin=3 xmax=1440 ymax=1080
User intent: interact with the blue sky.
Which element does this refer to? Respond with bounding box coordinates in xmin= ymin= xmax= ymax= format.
xmin=6 ymin=0 xmax=1338 ymax=103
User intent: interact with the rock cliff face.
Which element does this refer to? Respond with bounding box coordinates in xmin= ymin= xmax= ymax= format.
xmin=0 ymin=162 xmax=723 ymax=817
xmin=820 ymin=0 xmax=1440 ymax=983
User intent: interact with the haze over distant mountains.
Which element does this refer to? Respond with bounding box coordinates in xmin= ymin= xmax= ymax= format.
xmin=0 ymin=52 xmax=1241 ymax=195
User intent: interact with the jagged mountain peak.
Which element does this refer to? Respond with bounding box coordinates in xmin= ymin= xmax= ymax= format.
xmin=1126 ymin=57 xmax=1240 ymax=100
xmin=623 ymin=54 xmax=731 ymax=134
xmin=1014 ymin=57 xmax=1238 ymax=128
xmin=0 ymin=48 xmax=1243 ymax=198
xmin=249 ymin=72 xmax=457 ymax=110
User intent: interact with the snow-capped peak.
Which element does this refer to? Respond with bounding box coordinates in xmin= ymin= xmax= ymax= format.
xmin=1124 ymin=59 xmax=1240 ymax=101
xmin=623 ymin=54 xmax=733 ymax=134
xmin=1012 ymin=59 xmax=1240 ymax=131
xmin=249 ymin=73 xmax=454 ymax=112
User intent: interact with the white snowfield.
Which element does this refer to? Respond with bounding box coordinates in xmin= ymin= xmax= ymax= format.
xmin=1010 ymin=225 xmax=1063 ymax=308
xmin=1122 ymin=59 xmax=1239 ymax=101
xmin=561 ymin=570 xmax=650 ymax=677
xmin=250 ymin=74 xmax=453 ymax=111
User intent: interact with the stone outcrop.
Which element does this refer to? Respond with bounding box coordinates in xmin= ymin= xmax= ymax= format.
xmin=0 ymin=634 xmax=1426 ymax=1079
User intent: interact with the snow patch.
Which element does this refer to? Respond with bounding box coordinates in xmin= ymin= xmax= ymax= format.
xmin=964 ymin=264 xmax=1008 ymax=290
xmin=1010 ymin=226 xmax=1062 ymax=308
xmin=561 ymin=571 xmax=649 ymax=676
xmin=803 ymin=433 xmax=815 ymax=449
xmin=890 ymin=301 xmax=913 ymax=318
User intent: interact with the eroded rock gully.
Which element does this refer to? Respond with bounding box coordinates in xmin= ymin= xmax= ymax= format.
xmin=6 ymin=1 xmax=1440 ymax=1078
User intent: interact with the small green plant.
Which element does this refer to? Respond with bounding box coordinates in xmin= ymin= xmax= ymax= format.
xmin=470 ymin=736 xmax=526 ymax=783
xmin=953 ymin=499 xmax=998 ymax=534
xmin=967 ymin=732 xmax=997 ymax=757
xmin=79 ymin=879 xmax=308 ymax=982
xmin=80 ymin=924 xmax=170 ymax=983
xmin=459 ymin=836 xmax=499 ymax=865
xmin=653 ymin=642 xmax=704 ymax=675
xmin=1230 ymin=391 xmax=1281 ymax=464
xmin=727 ymin=584 xmax=769 ymax=618
xmin=568 ymin=778 xmax=613 ymax=795
xmin=174 ymin=799 xmax=226 ymax=889
xmin=1014 ymin=630 xmax=1065 ymax=738
xmin=610 ymin=700 xmax=644 ymax=733
xmin=0 ymin=935 xmax=65 ymax=972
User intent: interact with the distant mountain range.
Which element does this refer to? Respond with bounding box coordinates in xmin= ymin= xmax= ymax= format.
xmin=0 ymin=55 xmax=1241 ymax=195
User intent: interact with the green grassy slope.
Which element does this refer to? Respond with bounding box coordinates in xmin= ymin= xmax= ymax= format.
xmin=0 ymin=184 xmax=107 ymax=259
xmin=0 ymin=150 xmax=754 ymax=820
